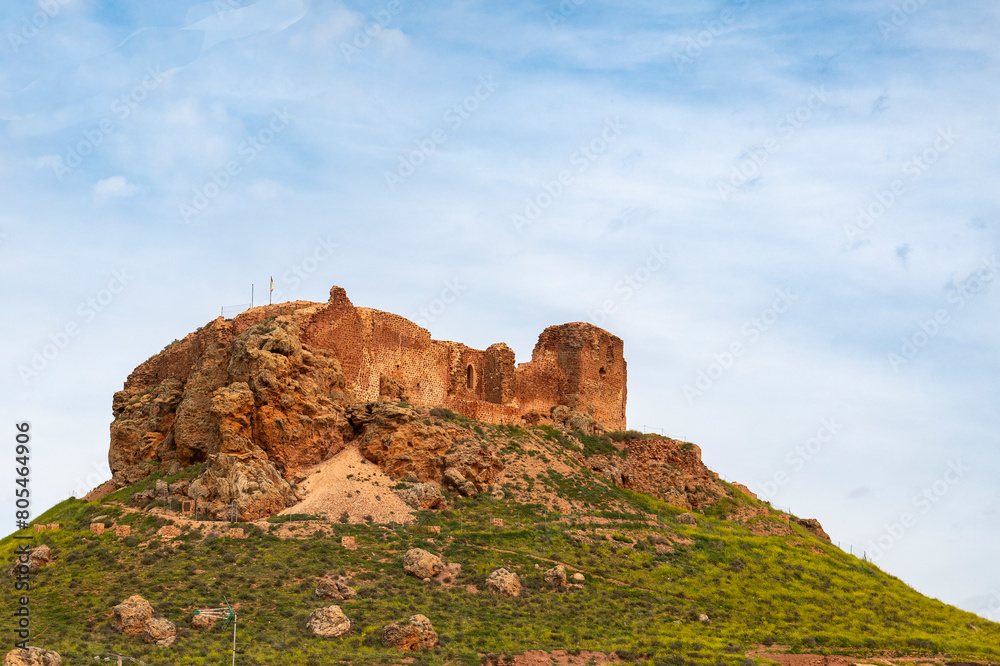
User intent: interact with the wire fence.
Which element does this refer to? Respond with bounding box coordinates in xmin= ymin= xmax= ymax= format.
xmin=221 ymin=303 xmax=251 ymax=319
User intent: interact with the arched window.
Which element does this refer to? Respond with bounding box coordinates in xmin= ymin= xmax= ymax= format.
xmin=467 ymin=364 xmax=476 ymax=390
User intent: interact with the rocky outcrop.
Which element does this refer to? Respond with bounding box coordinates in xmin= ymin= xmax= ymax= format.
xmin=307 ymin=606 xmax=351 ymax=638
xmin=543 ymin=565 xmax=566 ymax=588
xmin=795 ymin=517 xmax=832 ymax=543
xmin=315 ymin=575 xmax=357 ymax=601
xmin=108 ymin=311 xmax=354 ymax=520
xmin=381 ymin=614 xmax=438 ymax=651
xmin=676 ymin=513 xmax=697 ymax=526
xmin=186 ymin=453 xmax=298 ymax=521
xmin=394 ymin=482 xmax=447 ymax=510
xmin=402 ymin=549 xmax=443 ymax=579
xmin=8 ymin=545 xmax=51 ymax=577
xmin=350 ymin=403 xmax=503 ymax=494
xmin=141 ymin=617 xmax=177 ymax=646
xmin=590 ymin=436 xmax=729 ymax=510
xmin=486 ymin=568 xmax=521 ymax=597
xmin=111 ymin=595 xmax=154 ymax=637
xmin=2 ymin=647 xmax=62 ymax=666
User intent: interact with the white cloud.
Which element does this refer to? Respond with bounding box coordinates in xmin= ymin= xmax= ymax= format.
xmin=92 ymin=176 xmax=141 ymax=201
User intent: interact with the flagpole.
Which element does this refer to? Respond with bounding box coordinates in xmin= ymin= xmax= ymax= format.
xmin=251 ymin=284 xmax=254 ymax=308
xmin=269 ymin=276 xmax=273 ymax=305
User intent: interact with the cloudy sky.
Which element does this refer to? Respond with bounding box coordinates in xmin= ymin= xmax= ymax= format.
xmin=2 ymin=0 xmax=998 ymax=619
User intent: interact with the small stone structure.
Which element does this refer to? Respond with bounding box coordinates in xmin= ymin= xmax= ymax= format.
xmin=491 ymin=518 xmax=504 ymax=527
xmin=157 ymin=525 xmax=181 ymax=538
xmin=90 ymin=523 xmax=105 ymax=536
xmin=227 ymin=528 xmax=245 ymax=539
xmin=181 ymin=500 xmax=194 ymax=515
xmin=341 ymin=536 xmax=356 ymax=550
xmin=115 ymin=525 xmax=131 ymax=538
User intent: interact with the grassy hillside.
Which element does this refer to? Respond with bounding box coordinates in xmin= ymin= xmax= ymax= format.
xmin=3 ymin=421 xmax=998 ymax=665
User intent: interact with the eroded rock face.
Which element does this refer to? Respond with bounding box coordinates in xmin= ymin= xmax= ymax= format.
xmin=795 ymin=517 xmax=832 ymax=543
xmin=2 ymin=647 xmax=62 ymax=666
xmin=111 ymin=595 xmax=154 ymax=637
xmin=108 ymin=314 xmax=354 ymax=519
xmin=351 ymin=402 xmax=503 ymax=493
xmin=307 ymin=606 xmax=351 ymax=638
xmin=381 ymin=614 xmax=438 ymax=651
xmin=186 ymin=453 xmax=297 ymax=521
xmin=402 ymin=549 xmax=443 ymax=579
xmin=141 ymin=617 xmax=177 ymax=646
xmin=591 ymin=437 xmax=728 ymax=510
xmin=315 ymin=575 xmax=357 ymax=601
xmin=486 ymin=568 xmax=521 ymax=597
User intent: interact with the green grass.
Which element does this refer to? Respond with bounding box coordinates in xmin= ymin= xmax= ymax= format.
xmin=4 ymin=427 xmax=999 ymax=666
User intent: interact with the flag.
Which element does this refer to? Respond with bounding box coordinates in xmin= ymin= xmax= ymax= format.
xmin=270 ymin=277 xmax=274 ymax=293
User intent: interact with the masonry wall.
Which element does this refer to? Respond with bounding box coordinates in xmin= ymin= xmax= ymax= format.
xmin=302 ymin=287 xmax=627 ymax=431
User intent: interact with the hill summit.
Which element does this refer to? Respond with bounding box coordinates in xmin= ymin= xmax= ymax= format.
xmin=5 ymin=288 xmax=999 ymax=665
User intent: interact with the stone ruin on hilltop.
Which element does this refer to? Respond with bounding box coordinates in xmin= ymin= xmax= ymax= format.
xmin=102 ymin=286 xmax=627 ymax=520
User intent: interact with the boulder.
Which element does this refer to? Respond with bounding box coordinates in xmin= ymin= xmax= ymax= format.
xmin=8 ymin=545 xmax=52 ymax=577
xmin=2 ymin=647 xmax=62 ymax=665
xmin=571 ymin=572 xmax=586 ymax=582
xmin=381 ymin=614 xmax=438 ymax=651
xmin=394 ymin=483 xmax=447 ymax=510
xmin=698 ymin=613 xmax=711 ymax=623
xmin=485 ymin=568 xmax=521 ymax=597
xmin=676 ymin=513 xmax=697 ymax=526
xmin=543 ymin=565 xmax=566 ymax=588
xmin=142 ymin=617 xmax=177 ymax=646
xmin=315 ymin=575 xmax=357 ymax=601
xmin=111 ymin=595 xmax=154 ymax=636
xmin=306 ymin=605 xmax=351 ymax=638
xmin=402 ymin=548 xmax=443 ymax=579
xmin=443 ymin=468 xmax=478 ymax=497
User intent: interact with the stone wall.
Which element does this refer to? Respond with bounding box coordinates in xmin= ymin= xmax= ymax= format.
xmin=300 ymin=288 xmax=627 ymax=431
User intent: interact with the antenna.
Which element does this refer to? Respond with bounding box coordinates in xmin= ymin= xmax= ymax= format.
xmin=194 ymin=595 xmax=237 ymax=666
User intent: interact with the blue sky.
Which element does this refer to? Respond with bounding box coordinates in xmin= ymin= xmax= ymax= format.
xmin=2 ymin=0 xmax=999 ymax=619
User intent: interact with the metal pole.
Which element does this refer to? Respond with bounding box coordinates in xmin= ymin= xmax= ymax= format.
xmin=251 ymin=284 xmax=254 ymax=308
xmin=232 ymin=612 xmax=237 ymax=666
